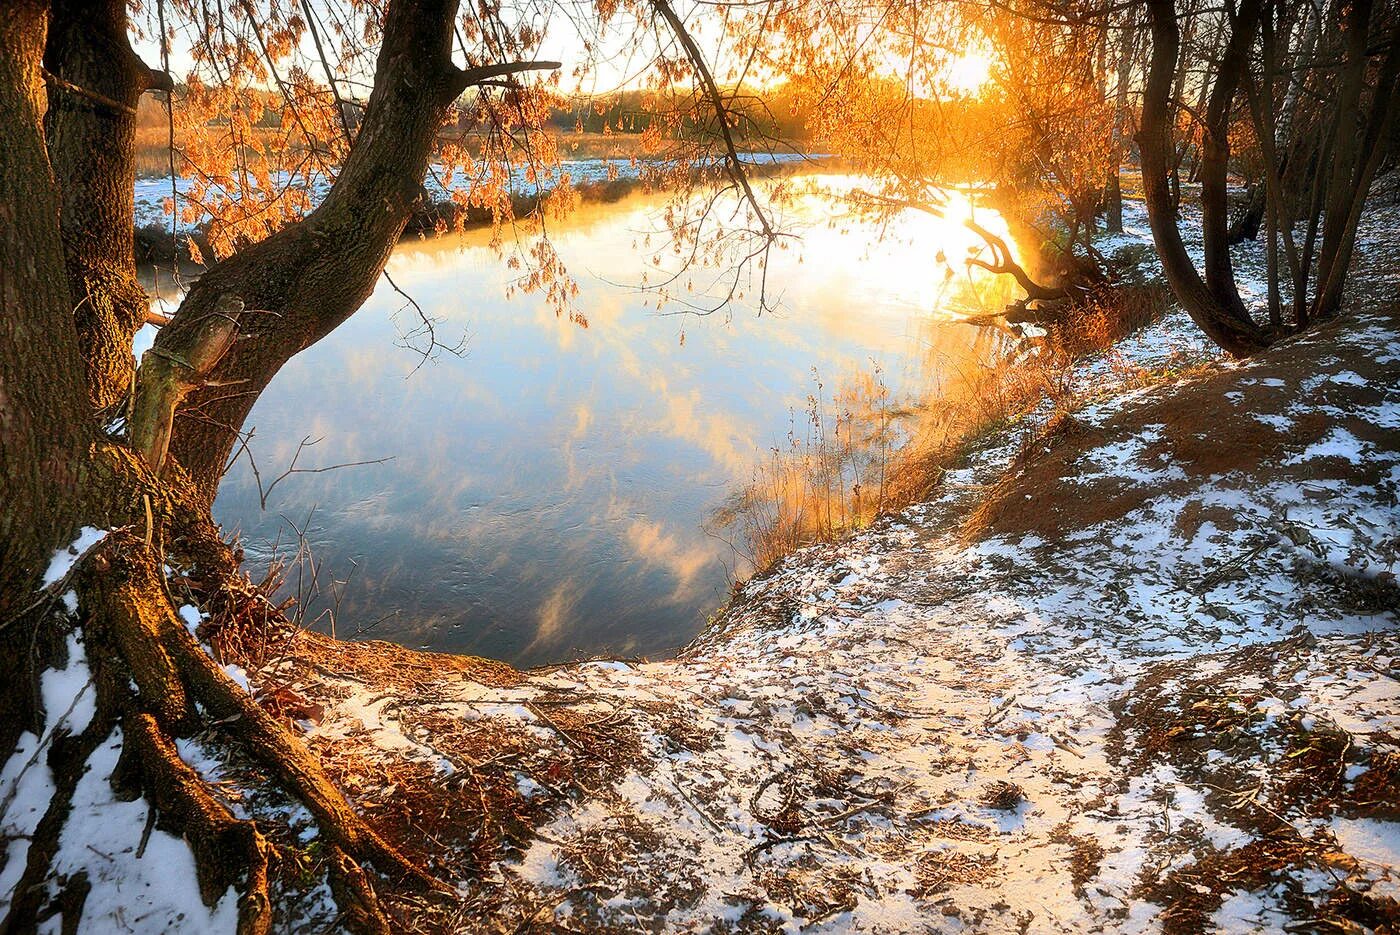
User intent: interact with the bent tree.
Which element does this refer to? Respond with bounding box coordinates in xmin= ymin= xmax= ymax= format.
xmin=0 ymin=0 xmax=572 ymax=930
xmin=1 ymin=0 xmax=794 ymax=923
xmin=1137 ymin=0 xmax=1400 ymax=356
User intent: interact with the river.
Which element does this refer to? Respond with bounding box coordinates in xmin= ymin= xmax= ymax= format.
xmin=147 ymin=175 xmax=1025 ymax=665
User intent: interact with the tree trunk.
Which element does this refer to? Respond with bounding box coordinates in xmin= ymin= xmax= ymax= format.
xmin=0 ymin=0 xmax=93 ymax=620
xmin=1106 ymin=9 xmax=1139 ymax=234
xmin=43 ymin=0 xmax=167 ymax=416
xmin=1312 ymin=12 xmax=1400 ymax=317
xmin=1311 ymin=0 xmax=1373 ymax=301
xmin=1227 ymin=184 xmax=1266 ymax=244
xmin=1276 ymin=0 xmax=1319 ymax=146
xmin=1199 ymin=0 xmax=1262 ymax=320
xmin=141 ymin=0 xmax=550 ymax=501
xmin=1 ymin=3 xmax=512 ymax=929
xmin=1138 ymin=0 xmax=1272 ymax=357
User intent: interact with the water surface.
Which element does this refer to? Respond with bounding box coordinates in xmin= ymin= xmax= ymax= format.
xmin=203 ymin=181 xmax=1022 ymax=665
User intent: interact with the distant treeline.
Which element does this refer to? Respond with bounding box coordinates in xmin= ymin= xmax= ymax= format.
xmin=136 ymin=84 xmax=817 ymax=144
xmin=542 ymin=85 xmax=814 ymax=141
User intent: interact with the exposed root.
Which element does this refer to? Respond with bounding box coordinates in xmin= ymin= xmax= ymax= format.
xmin=325 ymin=845 xmax=393 ymax=935
xmin=1 ymin=707 xmax=116 ymax=933
xmin=104 ymin=532 xmax=444 ymax=888
xmin=83 ymin=552 xmax=197 ymax=734
xmin=1 ymin=524 xmax=441 ymax=934
xmin=118 ymin=712 xmax=273 ymax=935
xmin=155 ymin=595 xmax=443 ymax=895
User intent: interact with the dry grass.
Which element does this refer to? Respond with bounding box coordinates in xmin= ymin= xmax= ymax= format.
xmin=913 ymin=849 xmax=999 ymax=897
xmin=711 ymin=368 xmax=897 ymax=571
xmin=718 ymin=282 xmax=1171 ymax=573
xmin=134 ymin=124 xmax=295 ymax=178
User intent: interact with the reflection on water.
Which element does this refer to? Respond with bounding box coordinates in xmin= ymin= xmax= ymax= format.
xmin=205 ymin=181 xmax=1023 ymax=666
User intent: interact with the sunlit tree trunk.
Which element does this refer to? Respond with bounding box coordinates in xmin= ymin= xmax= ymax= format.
xmin=1106 ymin=9 xmax=1139 ymax=234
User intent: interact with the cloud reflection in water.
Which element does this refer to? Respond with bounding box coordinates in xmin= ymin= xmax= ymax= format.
xmin=212 ymin=186 xmax=1020 ymax=666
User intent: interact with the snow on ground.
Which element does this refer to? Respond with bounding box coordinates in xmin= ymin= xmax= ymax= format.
xmin=7 ymin=191 xmax=1398 ymax=932
xmin=283 ymin=297 xmax=1398 ymax=929
xmin=0 ymin=531 xmax=243 ymax=933
xmin=255 ymin=194 xmax=1400 ymax=930
xmin=46 ymin=730 xmax=241 ymax=933
xmin=0 ymin=724 xmax=238 ymax=934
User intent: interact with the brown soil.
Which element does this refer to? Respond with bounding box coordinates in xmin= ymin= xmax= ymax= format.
xmin=282 ymin=630 xmax=522 ymax=693
xmin=967 ymin=305 xmax=1400 ymax=544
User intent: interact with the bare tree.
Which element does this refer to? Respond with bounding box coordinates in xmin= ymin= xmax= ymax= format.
xmin=1138 ymin=0 xmax=1400 ymax=355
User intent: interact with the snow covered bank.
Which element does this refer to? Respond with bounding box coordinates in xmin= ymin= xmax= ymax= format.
xmin=8 ymin=198 xmax=1398 ymax=933
xmin=263 ymin=293 xmax=1397 ymax=932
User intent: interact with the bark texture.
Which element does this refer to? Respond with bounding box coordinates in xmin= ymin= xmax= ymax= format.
xmin=0 ymin=0 xmax=92 ymax=620
xmin=43 ymin=0 xmax=166 ymax=415
xmin=1138 ymin=0 xmax=1273 ymax=357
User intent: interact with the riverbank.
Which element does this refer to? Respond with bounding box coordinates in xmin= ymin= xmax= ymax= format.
xmin=268 ymin=298 xmax=1396 ymax=934
xmin=8 ymin=199 xmax=1399 ymax=932
xmin=132 ymin=153 xmax=824 ymax=263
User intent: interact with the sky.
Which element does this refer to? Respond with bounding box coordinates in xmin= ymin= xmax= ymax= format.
xmin=126 ymin=0 xmax=718 ymax=101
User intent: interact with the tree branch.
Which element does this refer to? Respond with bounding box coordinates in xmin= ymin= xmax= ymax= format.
xmin=446 ymin=59 xmax=561 ymax=99
xmin=964 ymin=220 xmax=1066 ymax=301
xmin=650 ymin=0 xmax=776 ymax=240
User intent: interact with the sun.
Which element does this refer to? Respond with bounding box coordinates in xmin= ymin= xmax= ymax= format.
xmin=944 ymin=50 xmax=994 ymax=96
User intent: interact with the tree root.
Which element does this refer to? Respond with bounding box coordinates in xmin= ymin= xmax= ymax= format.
xmin=326 ymin=845 xmax=394 ymax=935
xmin=159 ymin=594 xmax=443 ymax=894
xmin=119 ymin=713 xmax=273 ymax=935
xmin=1 ymin=705 xmax=116 ymax=934
xmin=3 ymin=443 xmax=443 ymax=932
xmin=20 ymin=530 xmax=444 ymax=933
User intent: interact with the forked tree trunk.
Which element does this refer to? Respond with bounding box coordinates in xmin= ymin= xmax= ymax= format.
xmin=140 ymin=1 xmax=556 ymax=501
xmin=43 ymin=0 xmax=168 ymax=415
xmin=1 ymin=2 xmax=549 ymax=930
xmin=1138 ymin=0 xmax=1273 ymax=357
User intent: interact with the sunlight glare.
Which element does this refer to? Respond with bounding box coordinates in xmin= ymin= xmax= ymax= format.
xmin=791 ymin=176 xmax=1023 ymax=317
xmin=945 ymin=50 xmax=993 ymax=96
